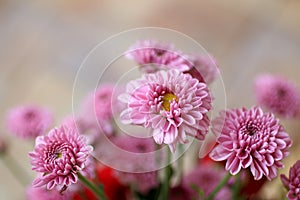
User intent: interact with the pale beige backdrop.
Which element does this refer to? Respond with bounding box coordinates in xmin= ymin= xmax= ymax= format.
xmin=1 ymin=0 xmax=300 ymax=199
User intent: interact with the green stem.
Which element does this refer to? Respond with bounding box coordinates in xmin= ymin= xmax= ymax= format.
xmin=78 ymin=172 xmax=108 ymax=200
xmin=232 ymin=173 xmax=241 ymax=200
xmin=206 ymin=172 xmax=231 ymax=200
xmin=159 ymin=148 xmax=172 ymax=200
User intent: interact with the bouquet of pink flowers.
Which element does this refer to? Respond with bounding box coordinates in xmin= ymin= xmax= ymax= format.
xmin=3 ymin=39 xmax=300 ymax=200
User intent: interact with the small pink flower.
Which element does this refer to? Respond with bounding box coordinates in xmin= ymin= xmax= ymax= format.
xmin=126 ymin=40 xmax=191 ymax=73
xmin=182 ymin=164 xmax=231 ymax=200
xmin=81 ymin=84 xmax=120 ymax=136
xmin=186 ymin=54 xmax=220 ymax=84
xmin=254 ymin=74 xmax=300 ymax=118
xmin=29 ymin=126 xmax=93 ymax=191
xmin=210 ymin=106 xmax=292 ymax=180
xmin=281 ymin=160 xmax=300 ymax=200
xmin=119 ymin=69 xmax=212 ymax=152
xmin=26 ymin=185 xmax=73 ymax=200
xmin=6 ymin=105 xmax=53 ymax=139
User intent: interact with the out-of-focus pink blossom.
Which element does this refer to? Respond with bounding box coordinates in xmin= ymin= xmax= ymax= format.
xmin=126 ymin=40 xmax=191 ymax=73
xmin=254 ymin=74 xmax=300 ymax=118
xmin=26 ymin=185 xmax=73 ymax=200
xmin=6 ymin=105 xmax=53 ymax=139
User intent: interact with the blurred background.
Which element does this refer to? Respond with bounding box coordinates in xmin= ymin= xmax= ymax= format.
xmin=1 ymin=0 xmax=300 ymax=199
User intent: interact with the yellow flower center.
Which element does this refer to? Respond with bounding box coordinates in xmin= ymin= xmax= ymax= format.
xmin=56 ymin=152 xmax=63 ymax=159
xmin=162 ymin=93 xmax=178 ymax=111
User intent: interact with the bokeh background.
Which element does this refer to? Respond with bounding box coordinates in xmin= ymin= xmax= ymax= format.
xmin=1 ymin=0 xmax=300 ymax=199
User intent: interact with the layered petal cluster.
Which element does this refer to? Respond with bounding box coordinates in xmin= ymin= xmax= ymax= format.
xmin=119 ymin=69 xmax=212 ymax=152
xmin=281 ymin=160 xmax=300 ymax=200
xmin=6 ymin=105 xmax=52 ymax=139
xmin=210 ymin=107 xmax=292 ymax=180
xmin=29 ymin=126 xmax=93 ymax=191
xmin=125 ymin=40 xmax=191 ymax=73
xmin=254 ymin=74 xmax=300 ymax=118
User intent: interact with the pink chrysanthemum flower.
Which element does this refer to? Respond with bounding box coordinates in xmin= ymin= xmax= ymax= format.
xmin=119 ymin=69 xmax=212 ymax=152
xmin=281 ymin=160 xmax=300 ymax=200
xmin=6 ymin=105 xmax=52 ymax=139
xmin=81 ymin=84 xmax=120 ymax=136
xmin=29 ymin=126 xmax=93 ymax=191
xmin=210 ymin=106 xmax=292 ymax=180
xmin=182 ymin=164 xmax=231 ymax=200
xmin=186 ymin=54 xmax=220 ymax=84
xmin=26 ymin=185 xmax=73 ymax=200
xmin=254 ymin=74 xmax=300 ymax=118
xmin=112 ymin=136 xmax=158 ymax=194
xmin=126 ymin=40 xmax=191 ymax=73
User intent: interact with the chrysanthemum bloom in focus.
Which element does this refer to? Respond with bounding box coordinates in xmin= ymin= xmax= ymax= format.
xmin=210 ymin=106 xmax=292 ymax=180
xmin=126 ymin=40 xmax=191 ymax=73
xmin=26 ymin=185 xmax=73 ymax=200
xmin=281 ymin=160 xmax=300 ymax=200
xmin=6 ymin=105 xmax=52 ymax=139
xmin=29 ymin=126 xmax=93 ymax=191
xmin=186 ymin=54 xmax=220 ymax=84
xmin=119 ymin=69 xmax=212 ymax=152
xmin=254 ymin=74 xmax=300 ymax=118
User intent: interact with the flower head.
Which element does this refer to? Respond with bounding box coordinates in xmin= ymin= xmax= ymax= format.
xmin=126 ymin=40 xmax=191 ymax=73
xmin=29 ymin=126 xmax=93 ymax=191
xmin=210 ymin=106 xmax=292 ymax=180
xmin=186 ymin=54 xmax=220 ymax=84
xmin=6 ymin=105 xmax=52 ymax=139
xmin=119 ymin=69 xmax=212 ymax=152
xmin=281 ymin=160 xmax=300 ymax=200
xmin=254 ymin=74 xmax=300 ymax=118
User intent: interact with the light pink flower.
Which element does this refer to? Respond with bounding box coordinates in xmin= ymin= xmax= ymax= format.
xmin=80 ymin=84 xmax=120 ymax=136
xmin=182 ymin=164 xmax=231 ymax=200
xmin=112 ymin=136 xmax=158 ymax=194
xmin=29 ymin=126 xmax=93 ymax=191
xmin=6 ymin=105 xmax=53 ymax=139
xmin=281 ymin=160 xmax=300 ymax=200
xmin=210 ymin=106 xmax=292 ymax=180
xmin=254 ymin=74 xmax=300 ymax=118
xmin=26 ymin=185 xmax=73 ymax=200
xmin=186 ymin=54 xmax=220 ymax=84
xmin=119 ymin=69 xmax=212 ymax=152
xmin=126 ymin=40 xmax=191 ymax=73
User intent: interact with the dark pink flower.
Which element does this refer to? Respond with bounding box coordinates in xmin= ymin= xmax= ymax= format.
xmin=119 ymin=69 xmax=212 ymax=152
xmin=281 ymin=160 xmax=300 ymax=200
xmin=6 ymin=105 xmax=52 ymax=139
xmin=254 ymin=74 xmax=300 ymax=118
xmin=29 ymin=126 xmax=93 ymax=191
xmin=186 ymin=54 xmax=220 ymax=84
xmin=26 ymin=185 xmax=73 ymax=200
xmin=210 ymin=107 xmax=292 ymax=180
xmin=126 ymin=40 xmax=191 ymax=73
xmin=182 ymin=164 xmax=231 ymax=200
